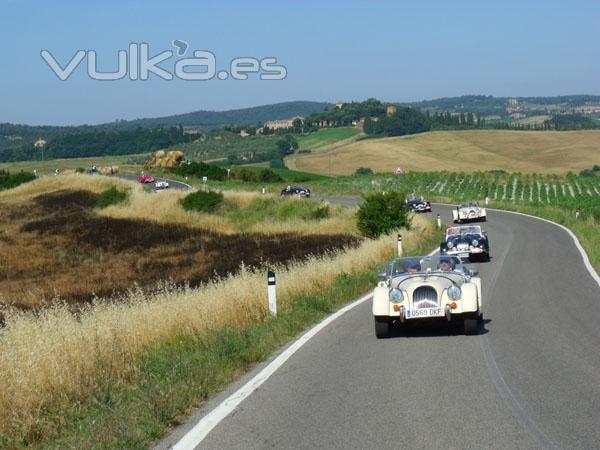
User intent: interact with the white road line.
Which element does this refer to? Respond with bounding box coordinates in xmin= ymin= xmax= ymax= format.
xmin=171 ymin=205 xmax=600 ymax=449
xmin=432 ymin=202 xmax=600 ymax=289
xmin=484 ymin=206 xmax=600 ymax=288
xmin=171 ymin=247 xmax=438 ymax=449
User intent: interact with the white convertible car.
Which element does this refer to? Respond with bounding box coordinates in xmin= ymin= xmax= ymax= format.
xmin=452 ymin=202 xmax=486 ymax=223
xmin=372 ymin=256 xmax=482 ymax=338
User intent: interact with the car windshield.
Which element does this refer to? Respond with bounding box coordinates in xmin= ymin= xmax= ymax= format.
xmin=386 ymin=256 xmax=464 ymax=276
xmin=446 ymin=225 xmax=481 ymax=238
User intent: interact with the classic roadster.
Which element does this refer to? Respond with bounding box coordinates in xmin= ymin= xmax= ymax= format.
xmin=281 ymin=185 xmax=311 ymax=198
xmin=452 ymin=202 xmax=486 ymax=223
xmin=372 ymin=256 xmax=482 ymax=338
xmin=405 ymin=198 xmax=432 ymax=213
xmin=440 ymin=225 xmax=490 ymax=261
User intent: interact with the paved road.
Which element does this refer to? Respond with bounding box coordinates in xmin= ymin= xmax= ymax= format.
xmin=115 ymin=174 xmax=193 ymax=191
xmin=159 ymin=204 xmax=600 ymax=450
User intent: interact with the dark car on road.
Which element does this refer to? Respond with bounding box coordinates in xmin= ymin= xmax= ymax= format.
xmin=405 ymin=198 xmax=432 ymax=213
xmin=440 ymin=225 xmax=490 ymax=262
xmin=281 ymin=185 xmax=311 ymax=198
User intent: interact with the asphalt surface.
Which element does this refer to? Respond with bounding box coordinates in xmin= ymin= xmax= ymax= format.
xmin=158 ymin=203 xmax=600 ymax=450
xmin=114 ymin=174 xmax=193 ymax=191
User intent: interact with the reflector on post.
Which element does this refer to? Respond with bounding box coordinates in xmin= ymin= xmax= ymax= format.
xmin=267 ymin=270 xmax=277 ymax=317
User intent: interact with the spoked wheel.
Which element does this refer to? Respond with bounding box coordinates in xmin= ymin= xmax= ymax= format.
xmin=374 ymin=317 xmax=391 ymax=339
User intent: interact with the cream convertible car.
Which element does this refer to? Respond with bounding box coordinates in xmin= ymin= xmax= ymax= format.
xmin=373 ymin=256 xmax=482 ymax=338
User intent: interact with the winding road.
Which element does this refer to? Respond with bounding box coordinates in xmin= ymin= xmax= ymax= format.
xmin=114 ymin=174 xmax=193 ymax=191
xmin=157 ymin=203 xmax=600 ymax=450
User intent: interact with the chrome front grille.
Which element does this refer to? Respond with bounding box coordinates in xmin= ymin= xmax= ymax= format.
xmin=412 ymin=286 xmax=438 ymax=309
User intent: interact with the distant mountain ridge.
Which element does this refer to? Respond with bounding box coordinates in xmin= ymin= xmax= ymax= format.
xmin=105 ymin=101 xmax=333 ymax=130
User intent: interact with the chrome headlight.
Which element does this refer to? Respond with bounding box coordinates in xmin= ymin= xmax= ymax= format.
xmin=389 ymin=288 xmax=403 ymax=302
xmin=447 ymin=285 xmax=461 ymax=300
xmin=447 ymin=241 xmax=454 ymax=248
xmin=472 ymin=239 xmax=479 ymax=247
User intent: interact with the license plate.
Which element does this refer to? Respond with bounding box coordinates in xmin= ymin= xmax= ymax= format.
xmin=405 ymin=307 xmax=444 ymax=319
xmin=459 ymin=252 xmax=469 ymax=258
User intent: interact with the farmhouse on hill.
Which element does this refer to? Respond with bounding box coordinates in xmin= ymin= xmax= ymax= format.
xmin=258 ymin=116 xmax=304 ymax=133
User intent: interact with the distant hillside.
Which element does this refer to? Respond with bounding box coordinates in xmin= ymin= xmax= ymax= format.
xmin=401 ymin=95 xmax=600 ymax=118
xmin=106 ymin=101 xmax=332 ymax=130
xmin=292 ymin=129 xmax=600 ymax=175
xmin=0 ymin=101 xmax=331 ymax=160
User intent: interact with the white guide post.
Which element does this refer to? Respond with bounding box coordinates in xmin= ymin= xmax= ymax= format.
xmin=436 ymin=213 xmax=442 ymax=229
xmin=397 ymin=234 xmax=403 ymax=257
xmin=267 ymin=270 xmax=277 ymax=317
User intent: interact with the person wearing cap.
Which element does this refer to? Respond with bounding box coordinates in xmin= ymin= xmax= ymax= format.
xmin=403 ymin=259 xmax=421 ymax=273
xmin=437 ymin=257 xmax=455 ymax=272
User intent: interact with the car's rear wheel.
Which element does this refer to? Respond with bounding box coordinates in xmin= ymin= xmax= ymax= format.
xmin=464 ymin=314 xmax=479 ymax=335
xmin=374 ymin=317 xmax=391 ymax=339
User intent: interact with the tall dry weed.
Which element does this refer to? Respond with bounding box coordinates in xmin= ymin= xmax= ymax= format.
xmin=0 ymin=216 xmax=433 ymax=437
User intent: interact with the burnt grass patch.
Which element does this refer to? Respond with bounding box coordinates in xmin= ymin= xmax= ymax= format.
xmin=5 ymin=190 xmax=361 ymax=308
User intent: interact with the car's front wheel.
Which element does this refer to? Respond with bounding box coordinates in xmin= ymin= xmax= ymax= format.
xmin=374 ymin=316 xmax=391 ymax=339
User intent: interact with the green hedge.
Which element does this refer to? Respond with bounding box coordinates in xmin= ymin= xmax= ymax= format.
xmin=0 ymin=170 xmax=36 ymax=190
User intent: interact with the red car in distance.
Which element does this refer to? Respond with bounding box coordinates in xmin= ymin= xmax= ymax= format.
xmin=138 ymin=175 xmax=155 ymax=183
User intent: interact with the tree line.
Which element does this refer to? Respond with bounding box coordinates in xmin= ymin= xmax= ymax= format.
xmin=0 ymin=126 xmax=188 ymax=162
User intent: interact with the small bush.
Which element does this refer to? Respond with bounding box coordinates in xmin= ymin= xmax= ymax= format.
xmin=258 ymin=169 xmax=284 ymax=183
xmin=355 ymin=167 xmax=373 ymax=176
xmin=593 ymin=164 xmax=600 ymax=171
xmin=181 ymin=190 xmax=224 ymax=213
xmin=97 ymin=186 xmax=128 ymax=208
xmin=298 ymin=149 xmax=312 ymax=154
xmin=357 ymin=191 xmax=410 ymax=238
xmin=579 ymin=169 xmax=595 ymax=177
xmin=302 ymin=205 xmax=330 ymax=220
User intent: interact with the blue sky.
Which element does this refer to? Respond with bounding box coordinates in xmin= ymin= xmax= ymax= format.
xmin=1 ymin=0 xmax=599 ymax=125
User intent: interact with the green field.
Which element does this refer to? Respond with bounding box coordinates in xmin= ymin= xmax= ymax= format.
xmin=297 ymin=127 xmax=361 ymax=151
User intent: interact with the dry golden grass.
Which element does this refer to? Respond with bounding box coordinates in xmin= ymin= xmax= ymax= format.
xmin=291 ymin=130 xmax=600 ymax=175
xmin=0 ymin=215 xmax=434 ymax=438
xmin=0 ymin=173 xmax=138 ymax=204
xmin=0 ymin=188 xmax=359 ymax=310
xmin=1 ymin=174 xmax=356 ymax=235
xmin=101 ymin=188 xmax=358 ymax=235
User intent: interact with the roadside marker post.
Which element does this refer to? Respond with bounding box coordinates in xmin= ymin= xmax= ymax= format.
xmin=436 ymin=214 xmax=442 ymax=229
xmin=267 ymin=271 xmax=277 ymax=317
xmin=397 ymin=234 xmax=403 ymax=257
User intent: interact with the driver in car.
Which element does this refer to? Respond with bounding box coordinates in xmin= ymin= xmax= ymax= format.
xmin=403 ymin=259 xmax=421 ymax=273
xmin=437 ymin=257 xmax=455 ymax=272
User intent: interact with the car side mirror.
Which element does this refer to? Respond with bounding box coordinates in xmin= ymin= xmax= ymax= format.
xmin=468 ymin=268 xmax=479 ymax=277
xmin=378 ymin=271 xmax=388 ymax=281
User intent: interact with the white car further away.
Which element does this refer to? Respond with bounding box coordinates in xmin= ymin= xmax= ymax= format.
xmin=452 ymin=202 xmax=487 ymax=223
xmin=372 ymin=255 xmax=483 ymax=337
xmin=155 ymin=180 xmax=169 ymax=190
